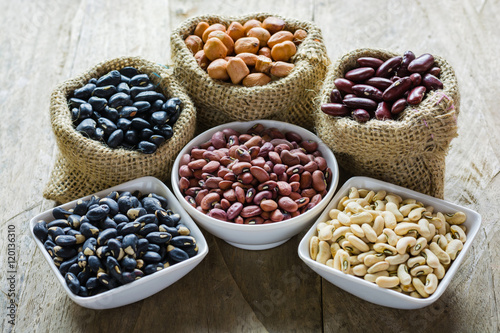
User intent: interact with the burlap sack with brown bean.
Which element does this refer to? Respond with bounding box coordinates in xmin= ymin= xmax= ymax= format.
xmin=43 ymin=56 xmax=197 ymax=203
xmin=315 ymin=48 xmax=460 ymax=198
xmin=170 ymin=13 xmax=330 ymax=132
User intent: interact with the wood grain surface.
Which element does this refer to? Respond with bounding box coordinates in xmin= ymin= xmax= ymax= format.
xmin=1 ymin=0 xmax=499 ymax=332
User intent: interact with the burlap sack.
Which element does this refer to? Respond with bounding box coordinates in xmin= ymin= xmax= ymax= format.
xmin=170 ymin=13 xmax=330 ymax=132
xmin=315 ymin=48 xmax=460 ymax=198
xmin=43 ymin=56 xmax=197 ymax=203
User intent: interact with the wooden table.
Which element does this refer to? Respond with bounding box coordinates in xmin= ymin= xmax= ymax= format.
xmin=1 ymin=1 xmax=499 ymax=332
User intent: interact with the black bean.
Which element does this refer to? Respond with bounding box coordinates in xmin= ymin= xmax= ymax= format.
xmin=97 ymin=228 xmax=117 ymax=246
xmin=120 ymin=75 xmax=130 ymax=84
xmin=138 ymin=141 xmax=157 ymax=154
xmin=107 ymin=238 xmax=123 ymax=260
xmin=150 ymin=99 xmax=164 ymax=112
xmin=68 ymin=263 xmax=83 ymax=276
xmin=106 ymin=256 xmax=123 ymax=282
xmin=135 ymin=213 xmax=157 ymax=225
xmin=99 ymin=217 xmax=117 ymax=230
xmin=156 ymin=212 xmax=180 ymax=227
xmin=124 ymin=129 xmax=140 ymax=145
xmin=102 ymin=107 xmax=119 ymax=123
xmin=44 ymin=240 xmax=56 ymax=257
xmin=116 ymin=118 xmax=131 ymax=131
xmin=97 ymin=272 xmax=118 ymax=290
xmin=129 ymin=74 xmax=150 ymax=87
xmin=53 ymin=207 xmax=72 ymax=220
xmin=117 ymin=82 xmax=130 ymax=94
xmin=77 ymin=267 xmax=92 ymax=285
xmin=154 ymin=124 xmax=173 ymax=140
xmin=163 ymin=97 xmax=181 ymax=115
xmin=151 ymin=111 xmax=169 ymax=126
xmin=80 ymin=223 xmax=100 ymax=239
xmin=77 ymin=251 xmax=87 ymax=268
xmin=78 ymin=286 xmax=89 ymax=297
xmin=92 ymin=85 xmax=117 ymax=99
xmin=96 ymin=245 xmax=111 ymax=259
xmin=148 ymin=193 xmax=168 ymax=208
xmin=147 ymin=243 xmax=161 ymax=253
xmin=183 ymin=244 xmax=199 ymax=257
xmin=54 ymin=246 xmax=78 ymax=259
xmin=136 ymin=238 xmax=149 ymax=258
xmin=131 ymin=118 xmax=151 ymax=130
xmin=127 ymin=207 xmax=147 ymax=220
xmin=48 ymin=226 xmax=65 ymax=239
xmin=87 ymin=205 xmax=110 ymax=222
xmin=69 ymin=97 xmax=87 ymax=108
xmin=139 ymin=224 xmax=159 ymax=237
xmin=140 ymin=128 xmax=155 ymax=141
xmin=88 ymin=255 xmax=104 ymax=273
xmin=149 ymin=134 xmax=166 ymax=147
xmin=133 ymin=101 xmax=151 ymax=113
xmin=72 ymin=200 xmax=89 ymax=216
xmin=86 ymin=276 xmax=99 ymax=290
xmin=121 ymin=271 xmax=136 ymax=283
xmin=146 ymin=231 xmax=172 ymax=244
xmin=74 ymin=83 xmax=96 ymax=100
xmin=71 ymin=108 xmax=80 ymax=122
xmin=134 ymin=91 xmax=161 ymax=103
xmin=159 ymin=225 xmax=179 ymax=237
xmin=97 ymin=117 xmax=117 ymax=137
xmin=59 ymin=255 xmax=79 ymax=275
xmin=120 ymin=256 xmax=137 ymax=271
xmin=144 ymin=263 xmax=163 ymax=275
xmin=108 ymin=92 xmax=131 ymax=109
xmin=96 ymin=70 xmax=121 ymax=87
xmin=65 ymin=272 xmax=81 ymax=294
xmin=130 ymin=84 xmax=155 ymax=99
xmin=99 ymin=198 xmax=119 ymax=216
xmin=119 ymin=106 xmax=138 ymax=118
xmin=88 ymin=96 xmax=107 ymax=112
xmin=107 ymin=129 xmax=124 ymax=148
xmin=76 ymin=118 xmax=97 ymax=138
xmin=119 ymin=222 xmax=141 ymax=236
xmin=55 ymin=235 xmax=77 ymax=246
xmin=78 ymin=103 xmax=93 ymax=120
xmin=33 ymin=220 xmax=48 ymax=242
xmin=167 ymin=246 xmax=189 ymax=263
xmin=113 ymin=213 xmax=129 ymax=224
xmin=170 ymin=236 xmax=196 ymax=248
xmin=66 ymin=215 xmax=81 ymax=229
xmin=120 ymin=67 xmax=139 ymax=78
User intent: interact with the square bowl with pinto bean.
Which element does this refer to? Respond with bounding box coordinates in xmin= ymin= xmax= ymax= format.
xmin=298 ymin=176 xmax=481 ymax=309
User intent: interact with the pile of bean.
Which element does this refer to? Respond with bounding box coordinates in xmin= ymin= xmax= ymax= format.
xmin=33 ymin=191 xmax=198 ymax=297
xmin=178 ymin=123 xmax=332 ymax=224
xmin=321 ymin=51 xmax=444 ymax=122
xmin=185 ymin=17 xmax=307 ymax=86
xmin=69 ymin=67 xmax=182 ymax=154
xmin=309 ymin=187 xmax=467 ymax=298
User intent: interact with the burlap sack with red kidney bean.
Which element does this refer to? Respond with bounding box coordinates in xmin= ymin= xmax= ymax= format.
xmin=43 ymin=56 xmax=197 ymax=203
xmin=315 ymin=48 xmax=460 ymax=198
xmin=170 ymin=12 xmax=330 ymax=132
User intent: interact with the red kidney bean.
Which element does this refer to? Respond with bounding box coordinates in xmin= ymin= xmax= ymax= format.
xmin=408 ymin=53 xmax=435 ymax=73
xmin=253 ymin=190 xmax=273 ymax=205
xmin=301 ymin=188 xmax=317 ymax=198
xmin=422 ymin=73 xmax=443 ymax=90
xmin=375 ymin=101 xmax=392 ymax=120
xmin=179 ymin=154 xmax=191 ymax=166
xmin=260 ymin=200 xmax=278 ymax=212
xmin=239 ymin=172 xmax=254 ymax=185
xmin=428 ymin=66 xmax=441 ymax=77
xmin=289 ymin=173 xmax=300 ymax=183
xmin=187 ymin=159 xmax=207 ymax=170
xmin=300 ymin=140 xmax=318 ymax=153
xmin=248 ymin=123 xmax=265 ymax=135
xmin=397 ymin=50 xmax=415 ymax=77
xmin=240 ymin=205 xmax=262 ymax=218
xmin=407 ymin=86 xmax=427 ymax=105
xmin=250 ymin=166 xmax=269 ymax=183
xmin=352 ymin=109 xmax=370 ymax=123
xmin=190 ymin=149 xmax=206 ymax=160
xmin=185 ymin=196 xmax=196 ymax=207
xmin=375 ymin=56 xmax=402 ymax=78
xmin=270 ymin=209 xmax=284 ymax=222
xmin=211 ymin=131 xmax=226 ymax=149
xmin=257 ymin=142 xmax=274 ymax=157
xmin=179 ymin=177 xmax=190 ymax=191
xmin=278 ymin=197 xmax=298 ymax=213
xmin=248 ymin=146 xmax=260 ymax=159
xmin=202 ymin=161 xmax=220 ymax=173
xmin=382 ymin=77 xmax=412 ymax=101
xmin=208 ymin=208 xmax=227 ymax=221
xmin=179 ymin=165 xmax=193 ymax=178
xmin=391 ymin=98 xmax=407 ymax=115
xmin=276 ymin=181 xmax=292 ymax=195
xmin=235 ymin=186 xmax=245 ymax=203
xmin=226 ymin=202 xmax=243 ymax=220
xmin=273 ymin=163 xmax=287 ymax=175
xmin=410 ymin=73 xmax=422 ymax=87
xmin=345 ymin=67 xmax=375 ymax=82
xmin=200 ymin=192 xmax=220 ymax=210
xmin=281 ymin=150 xmax=300 ymax=166
xmin=357 ymin=57 xmax=384 ymax=69
xmin=219 ymin=180 xmax=233 ymax=190
xmin=303 ymin=161 xmax=318 ymax=173
xmin=334 ymin=78 xmax=355 ymax=94
xmin=321 ymin=103 xmax=350 ymax=117
xmin=220 ymin=198 xmax=231 ymax=210
xmin=205 ymin=177 xmax=223 ymax=189
xmin=312 ymin=170 xmax=327 ymax=192
xmin=364 ymin=77 xmax=393 ymax=90
xmin=300 ymin=171 xmax=312 ymax=189
xmin=343 ymin=97 xmax=377 ymax=110
xmin=245 ymin=187 xmax=256 ymax=203
xmin=295 ymin=197 xmax=310 ymax=208
xmin=314 ymin=156 xmax=327 ymax=171
xmin=343 ymin=94 xmax=356 ymax=100
xmin=330 ymin=89 xmax=343 ymax=103
xmin=352 ymin=84 xmax=383 ymax=102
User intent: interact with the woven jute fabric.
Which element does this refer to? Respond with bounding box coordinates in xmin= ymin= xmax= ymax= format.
xmin=314 ymin=48 xmax=460 ymax=198
xmin=43 ymin=56 xmax=197 ymax=203
xmin=170 ymin=13 xmax=330 ymax=132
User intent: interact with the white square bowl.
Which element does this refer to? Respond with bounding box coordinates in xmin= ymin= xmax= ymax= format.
xmin=30 ymin=176 xmax=208 ymax=309
xmin=171 ymin=120 xmax=339 ymax=250
xmin=298 ymin=176 xmax=481 ymax=309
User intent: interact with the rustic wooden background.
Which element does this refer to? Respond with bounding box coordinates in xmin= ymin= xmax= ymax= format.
xmin=1 ymin=0 xmax=499 ymax=332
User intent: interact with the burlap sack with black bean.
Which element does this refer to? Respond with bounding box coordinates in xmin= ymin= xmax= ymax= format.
xmin=43 ymin=56 xmax=196 ymax=203
xmin=315 ymin=49 xmax=460 ymax=198
xmin=170 ymin=13 xmax=330 ymax=132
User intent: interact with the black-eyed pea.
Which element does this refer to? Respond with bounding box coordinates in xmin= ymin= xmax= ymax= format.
xmin=374 ymin=200 xmax=386 ymax=211
xmin=409 ymin=207 xmax=427 ymax=221
xmin=328 ymin=208 xmax=341 ymax=219
xmin=427 ymin=223 xmax=436 ymax=242
xmin=381 ymin=211 xmax=397 ymax=230
xmin=386 ymin=193 xmax=403 ymax=204
xmin=350 ymin=224 xmax=365 ymax=238
xmin=407 ymin=256 xmax=426 ymax=269
xmin=332 ymin=226 xmax=350 ymax=242
xmin=412 ymin=277 xmax=429 ymax=298
xmin=364 ymin=271 xmax=389 ymax=283
xmin=432 ymin=234 xmax=448 ymax=250
xmin=348 ymin=187 xmax=360 ymax=199
xmin=444 ymin=232 xmax=454 ymax=243
xmin=337 ymin=211 xmax=351 ymax=226
xmin=446 ymin=239 xmax=463 ymax=260
xmin=363 ymin=190 xmax=375 ymax=204
xmin=410 ymin=265 xmax=433 ymax=277
xmin=399 ymin=203 xmax=421 ymax=217
xmin=318 ymin=224 xmax=335 ymax=241
xmin=373 ymin=190 xmax=387 ymax=202
xmin=401 ymin=283 xmax=416 ymax=293
xmin=396 ymin=236 xmax=417 ymax=254
xmin=347 ymin=235 xmax=370 ymax=252
xmin=385 ymin=202 xmax=404 ymax=222
xmin=450 ymin=225 xmax=467 ymax=242
xmin=410 ymin=237 xmax=427 ymax=256
xmin=340 ymin=240 xmax=357 ymax=254
xmin=373 ymin=243 xmax=397 ymax=256
xmin=350 ymin=212 xmax=373 ymax=224
xmin=357 ymin=188 xmax=369 ymax=197
xmin=316 ymin=240 xmax=331 ymax=264
xmin=418 ymin=219 xmax=432 ymax=239
xmin=333 ymin=249 xmax=350 ymax=273
xmin=337 ymin=196 xmax=349 ymax=210
xmin=325 ymin=259 xmax=334 ymax=268
xmin=433 ymin=264 xmax=446 ymax=280
xmin=367 ymin=261 xmax=390 ymax=274
xmin=309 ymin=236 xmax=319 ymax=260
xmin=352 ymin=264 xmax=368 ymax=276
xmin=345 ymin=201 xmax=364 ymax=214
xmin=429 ymin=242 xmax=451 ymax=265
xmin=330 ymin=242 xmax=341 ymax=257
xmin=376 ymin=276 xmax=400 ymax=289
xmin=357 ymin=250 xmax=376 ymax=262
xmin=373 ymin=216 xmax=385 ymax=235
xmin=394 ymin=222 xmax=420 ymax=236
xmin=363 ymin=253 xmax=386 ymax=267
xmin=422 ymin=249 xmax=440 ymax=269
xmin=330 ymin=219 xmax=342 ymax=229
xmin=397 ymin=264 xmax=412 ymax=286
xmin=424 ymin=273 xmax=438 ymax=295
xmin=316 ymin=222 xmax=328 ymax=233
xmin=445 ymin=211 xmax=467 ymax=225
xmin=430 ymin=216 xmax=444 ymax=229
xmin=383 ymin=228 xmax=400 ymax=247
xmin=361 ymin=223 xmax=378 ymax=243
xmin=348 ymin=255 xmax=362 ymax=266
xmin=385 ymin=253 xmax=410 ymax=265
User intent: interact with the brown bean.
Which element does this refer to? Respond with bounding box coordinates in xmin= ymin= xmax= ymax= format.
xmin=267 ymin=30 xmax=294 ymax=48
xmin=204 ymin=37 xmax=228 ymax=61
xmin=262 ymin=16 xmax=286 ymax=35
xmin=343 ymin=97 xmax=377 ymax=110
xmin=226 ymin=57 xmax=250 ymax=84
xmin=293 ymin=29 xmax=307 ymax=45
xmin=312 ymin=170 xmax=326 ymax=192
xmin=227 ymin=21 xmax=246 ymax=41
xmin=345 ymin=67 xmax=375 ymax=82
xmin=270 ymin=61 xmax=294 ymax=77
xmin=258 ymin=47 xmax=272 ymax=58
xmin=236 ymin=53 xmax=259 ymax=66
xmin=352 ymin=84 xmax=383 ymax=102
xmin=407 ymin=86 xmax=427 ymax=105
xmin=278 ymin=197 xmax=299 ymax=213
xmin=234 ymin=37 xmax=260 ymax=54
xmin=321 ymin=103 xmax=349 ymax=116
xmin=382 ymin=77 xmax=412 ymax=101
xmin=270 ymin=41 xmax=296 ymax=62
xmin=375 ymin=56 xmax=402 ymax=78
xmin=408 ymin=53 xmax=435 ymax=73
xmin=194 ymin=21 xmax=210 ymax=39
xmin=202 ymin=23 xmax=226 ymax=42
xmin=240 ymin=205 xmax=262 ymax=218
xmin=334 ymin=78 xmax=355 ymax=94
xmin=184 ymin=35 xmax=203 ymax=54
xmin=200 ymin=192 xmax=220 ymax=210
xmin=208 ymin=30 xmax=235 ymax=55
xmin=243 ymin=19 xmax=263 ymax=34
xmin=247 ymin=27 xmax=271 ymax=47
xmin=352 ymin=109 xmax=370 ymax=123
xmin=375 ymin=101 xmax=392 ymax=120
xmin=357 ymin=57 xmax=384 ymax=69
xmin=422 ymin=73 xmax=443 ymax=91
xmin=391 ymin=98 xmax=407 ymax=115
xmin=364 ymin=77 xmax=393 ymax=91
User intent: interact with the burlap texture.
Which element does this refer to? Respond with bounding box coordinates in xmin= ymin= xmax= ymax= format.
xmin=43 ymin=56 xmax=197 ymax=203
xmin=315 ymin=48 xmax=460 ymax=198
xmin=170 ymin=13 xmax=330 ymax=132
